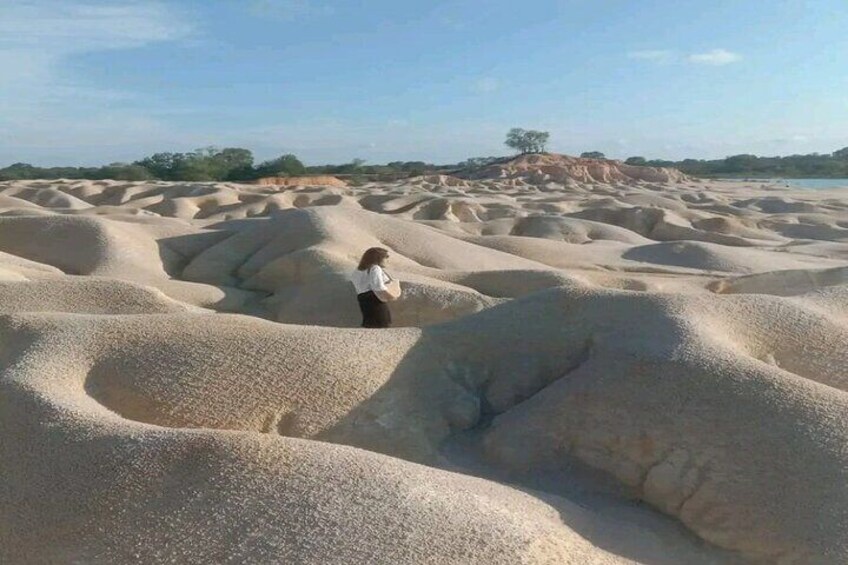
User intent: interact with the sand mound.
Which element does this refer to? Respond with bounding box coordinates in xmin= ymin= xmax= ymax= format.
xmin=480 ymin=288 xmax=848 ymax=560
xmin=570 ymin=206 xmax=767 ymax=247
xmin=459 ymin=153 xmax=691 ymax=184
xmin=622 ymin=240 xmax=841 ymax=273
xmin=482 ymin=216 xmax=652 ymax=244
xmin=0 ymin=250 xmax=63 ymax=281
xmin=178 ymin=207 xmax=549 ymax=325
xmin=253 ymin=175 xmax=347 ymax=187
xmin=2 ymin=310 xmax=716 ymax=564
xmin=0 ymin=214 xmax=173 ymax=278
xmin=1 ymin=175 xmax=847 ymax=563
xmin=407 ymin=174 xmax=478 ymax=188
xmin=0 ymin=278 xmax=201 ymax=314
xmin=3 ymin=286 xmax=847 ymax=562
xmin=710 ymin=265 xmax=848 ymax=296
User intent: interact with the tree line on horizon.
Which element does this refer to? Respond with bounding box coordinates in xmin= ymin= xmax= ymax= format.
xmin=619 ymin=147 xmax=848 ymax=178
xmin=2 ymin=143 xmax=848 ymax=182
xmin=0 ymin=147 xmax=501 ymax=183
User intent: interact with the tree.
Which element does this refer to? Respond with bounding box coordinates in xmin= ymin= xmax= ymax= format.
xmin=254 ymin=154 xmax=306 ymax=178
xmin=580 ymin=151 xmax=605 ymax=159
xmin=625 ymin=156 xmax=647 ymax=166
xmin=172 ymin=159 xmax=217 ymax=181
xmin=457 ymin=156 xmax=501 ymax=170
xmin=133 ymin=147 xmax=256 ymax=181
xmin=212 ymin=147 xmax=253 ymax=170
xmin=526 ymin=131 xmax=550 ymax=153
xmin=505 ymin=128 xmax=549 ymax=154
xmin=0 ymin=162 xmax=38 ymax=180
xmin=330 ymin=158 xmax=368 ymax=175
xmin=181 ymin=146 xmax=256 ymax=181
xmin=134 ymin=152 xmax=189 ymax=180
xmin=724 ymin=154 xmax=759 ymax=173
xmin=833 ymin=147 xmax=848 ymax=160
xmin=94 ymin=163 xmax=155 ymax=181
xmin=399 ymin=161 xmax=428 ymax=175
xmin=209 ymin=147 xmax=254 ymax=180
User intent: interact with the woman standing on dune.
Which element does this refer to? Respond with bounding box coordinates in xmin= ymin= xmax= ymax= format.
xmin=350 ymin=247 xmax=401 ymax=328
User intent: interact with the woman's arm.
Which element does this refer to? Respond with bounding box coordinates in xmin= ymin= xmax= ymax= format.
xmin=369 ymin=266 xmax=396 ymax=302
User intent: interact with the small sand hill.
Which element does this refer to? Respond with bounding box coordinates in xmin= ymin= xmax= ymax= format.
xmin=709 ymin=265 xmax=848 ymax=295
xmin=459 ymin=153 xmax=692 ymax=184
xmin=254 ymin=175 xmax=347 ymax=187
xmin=1 ymin=174 xmax=848 ymax=563
xmin=476 ymin=287 xmax=848 ymax=562
xmin=181 ymin=206 xmax=546 ymax=326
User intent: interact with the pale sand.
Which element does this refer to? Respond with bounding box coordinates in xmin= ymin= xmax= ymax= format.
xmin=1 ymin=156 xmax=847 ymax=563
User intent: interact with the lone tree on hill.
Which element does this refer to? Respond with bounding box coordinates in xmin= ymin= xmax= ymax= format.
xmin=505 ymin=128 xmax=549 ymax=154
xmin=580 ymin=151 xmax=605 ymax=159
xmin=625 ymin=156 xmax=647 ymax=166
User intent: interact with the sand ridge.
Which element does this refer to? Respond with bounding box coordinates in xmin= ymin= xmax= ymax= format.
xmin=1 ymin=162 xmax=847 ymax=563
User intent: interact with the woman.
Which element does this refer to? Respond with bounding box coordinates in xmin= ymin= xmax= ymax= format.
xmin=351 ymin=247 xmax=398 ymax=328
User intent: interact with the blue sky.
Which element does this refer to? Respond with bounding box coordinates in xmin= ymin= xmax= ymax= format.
xmin=2 ymin=0 xmax=847 ymax=166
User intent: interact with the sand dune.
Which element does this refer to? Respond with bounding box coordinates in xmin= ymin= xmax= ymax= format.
xmin=253 ymin=174 xmax=348 ymax=187
xmin=458 ymin=154 xmax=693 ymax=184
xmin=1 ymin=162 xmax=847 ymax=563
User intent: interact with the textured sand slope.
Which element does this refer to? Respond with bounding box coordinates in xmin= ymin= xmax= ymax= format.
xmin=1 ymin=168 xmax=847 ymax=563
xmin=180 ymin=207 xmax=545 ymax=326
xmin=4 ymin=287 xmax=846 ymax=561
xmin=475 ymin=289 xmax=848 ymax=562
xmin=7 ymin=292 xmax=847 ymax=555
xmin=1 ymin=311 xmax=720 ymax=564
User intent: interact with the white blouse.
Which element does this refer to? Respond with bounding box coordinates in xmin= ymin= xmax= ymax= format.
xmin=350 ymin=265 xmax=390 ymax=294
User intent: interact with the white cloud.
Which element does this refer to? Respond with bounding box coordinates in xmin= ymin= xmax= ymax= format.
xmin=0 ymin=1 xmax=195 ymax=164
xmin=627 ymin=50 xmax=674 ymax=62
xmin=0 ymin=2 xmax=193 ymax=53
xmin=472 ymin=77 xmax=500 ymax=93
xmin=0 ymin=1 xmax=195 ymax=97
xmin=628 ymin=48 xmax=742 ymax=67
xmin=687 ymin=48 xmax=741 ymax=66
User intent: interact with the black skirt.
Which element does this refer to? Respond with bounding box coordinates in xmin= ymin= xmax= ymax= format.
xmin=357 ymin=291 xmax=392 ymax=328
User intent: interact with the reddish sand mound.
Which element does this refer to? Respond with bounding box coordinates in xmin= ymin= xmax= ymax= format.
xmin=460 ymin=153 xmax=692 ymax=184
xmin=254 ymin=175 xmax=347 ymax=187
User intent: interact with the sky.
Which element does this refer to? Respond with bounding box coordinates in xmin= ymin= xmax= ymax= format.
xmin=1 ymin=0 xmax=847 ymax=167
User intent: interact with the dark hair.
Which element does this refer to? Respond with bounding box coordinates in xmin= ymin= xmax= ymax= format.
xmin=357 ymin=247 xmax=389 ymax=271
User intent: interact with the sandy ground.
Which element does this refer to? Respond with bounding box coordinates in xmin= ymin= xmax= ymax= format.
xmin=1 ymin=158 xmax=847 ymax=563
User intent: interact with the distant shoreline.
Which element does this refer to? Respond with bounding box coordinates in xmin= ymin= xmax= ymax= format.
xmin=699 ymin=175 xmax=848 ymax=180
xmin=709 ymin=177 xmax=848 ymax=189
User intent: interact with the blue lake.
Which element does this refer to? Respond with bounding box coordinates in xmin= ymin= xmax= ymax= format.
xmin=781 ymin=178 xmax=848 ymax=189
xmin=723 ymin=178 xmax=848 ymax=189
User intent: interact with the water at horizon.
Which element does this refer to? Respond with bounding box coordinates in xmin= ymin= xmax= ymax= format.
xmin=720 ymin=178 xmax=848 ymax=190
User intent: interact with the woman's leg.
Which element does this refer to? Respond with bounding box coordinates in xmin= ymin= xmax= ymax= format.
xmin=373 ymin=300 xmax=391 ymax=328
xmin=357 ymin=292 xmax=373 ymax=327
